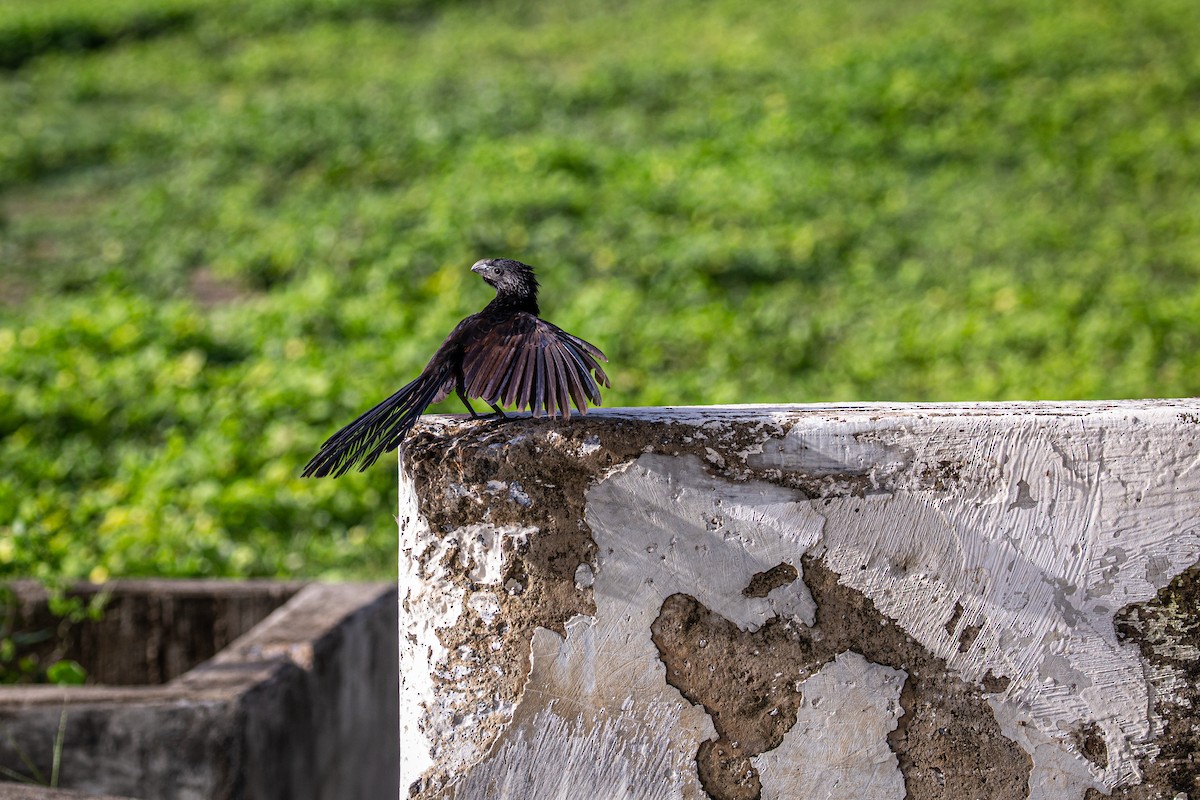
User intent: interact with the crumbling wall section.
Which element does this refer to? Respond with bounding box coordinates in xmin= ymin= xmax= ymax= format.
xmin=398 ymin=402 xmax=1200 ymax=800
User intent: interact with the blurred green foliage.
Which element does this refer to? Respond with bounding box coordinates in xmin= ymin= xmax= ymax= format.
xmin=0 ymin=584 xmax=104 ymax=684
xmin=1 ymin=0 xmax=1198 ymax=581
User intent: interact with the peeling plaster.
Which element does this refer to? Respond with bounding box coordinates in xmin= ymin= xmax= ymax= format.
xmin=398 ymin=403 xmax=1200 ymax=799
xmin=456 ymin=524 xmax=534 ymax=585
xmin=399 ymin=466 xmax=536 ymax=785
xmin=792 ymin=416 xmax=1200 ymax=793
xmin=754 ymin=651 xmax=906 ymax=799
xmin=452 ymin=708 xmax=687 ymax=800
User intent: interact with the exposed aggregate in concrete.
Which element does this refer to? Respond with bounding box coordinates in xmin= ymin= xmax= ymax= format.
xmin=403 ymin=410 xmax=803 ymax=755
xmin=401 ymin=405 xmax=1200 ymax=799
xmin=649 ymin=555 xmax=1033 ymax=800
xmin=1090 ymin=561 xmax=1200 ymax=799
xmin=404 ymin=411 xmax=1013 ymax=798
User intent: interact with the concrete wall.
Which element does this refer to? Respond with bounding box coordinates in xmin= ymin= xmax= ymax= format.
xmin=0 ymin=786 xmax=134 ymax=800
xmin=4 ymin=580 xmax=303 ymax=685
xmin=397 ymin=402 xmax=1200 ymax=800
xmin=0 ymin=583 xmax=398 ymax=800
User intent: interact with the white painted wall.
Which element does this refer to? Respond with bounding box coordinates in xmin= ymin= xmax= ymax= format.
xmin=398 ymin=402 xmax=1200 ymax=799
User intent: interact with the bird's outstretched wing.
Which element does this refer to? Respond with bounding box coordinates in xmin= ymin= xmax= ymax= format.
xmin=301 ymin=361 xmax=455 ymax=478
xmin=461 ymin=313 xmax=609 ymax=418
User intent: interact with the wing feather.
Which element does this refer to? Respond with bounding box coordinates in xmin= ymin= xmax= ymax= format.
xmin=556 ymin=340 xmax=603 ymax=404
xmin=509 ymin=342 xmax=535 ymax=408
xmin=533 ymin=345 xmax=548 ymax=416
xmin=302 ymin=360 xmax=454 ymax=478
xmin=461 ymin=312 xmax=608 ymax=417
xmin=548 ymin=346 xmax=571 ymax=418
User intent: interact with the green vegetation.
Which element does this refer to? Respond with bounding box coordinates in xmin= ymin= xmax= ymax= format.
xmin=1 ymin=583 xmax=103 ymax=685
xmin=2 ymin=0 xmax=1199 ymax=581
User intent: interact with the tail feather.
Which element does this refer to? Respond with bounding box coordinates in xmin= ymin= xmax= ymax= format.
xmin=302 ymin=364 xmax=452 ymax=478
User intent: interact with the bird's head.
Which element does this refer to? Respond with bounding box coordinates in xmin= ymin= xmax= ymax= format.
xmin=471 ymin=258 xmax=540 ymax=300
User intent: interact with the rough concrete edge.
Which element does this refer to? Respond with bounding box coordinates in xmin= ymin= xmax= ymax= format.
xmin=233 ymin=582 xmax=400 ymax=800
xmin=0 ymin=786 xmax=136 ymax=800
xmin=419 ymin=398 xmax=1198 ymax=426
xmin=183 ymin=582 xmax=396 ymax=684
xmin=2 ymin=580 xmax=308 ymax=602
xmin=0 ymin=583 xmax=393 ymax=707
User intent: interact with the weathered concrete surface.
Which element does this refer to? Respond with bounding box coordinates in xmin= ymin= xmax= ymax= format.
xmin=397 ymin=402 xmax=1200 ymax=800
xmin=0 ymin=582 xmax=398 ymax=800
xmin=4 ymin=580 xmax=303 ymax=685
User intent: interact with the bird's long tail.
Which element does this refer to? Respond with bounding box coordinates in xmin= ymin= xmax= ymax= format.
xmin=302 ymin=362 xmax=453 ymax=478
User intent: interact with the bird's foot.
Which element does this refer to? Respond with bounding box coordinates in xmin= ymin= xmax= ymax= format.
xmin=465 ymin=410 xmax=506 ymax=421
xmin=481 ymin=404 xmax=509 ymax=421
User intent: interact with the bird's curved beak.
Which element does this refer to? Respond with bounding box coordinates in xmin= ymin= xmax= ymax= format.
xmin=470 ymin=261 xmax=487 ymax=275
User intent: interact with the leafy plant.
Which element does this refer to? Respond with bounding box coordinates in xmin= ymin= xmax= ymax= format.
xmin=0 ymin=584 xmax=105 ymax=685
xmin=0 ymin=705 xmax=68 ymax=788
xmin=1 ymin=0 xmax=1199 ymax=582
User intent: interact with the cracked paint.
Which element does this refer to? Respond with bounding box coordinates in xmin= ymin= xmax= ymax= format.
xmin=398 ymin=402 xmax=1200 ymax=799
xmin=754 ymin=651 xmax=906 ymax=799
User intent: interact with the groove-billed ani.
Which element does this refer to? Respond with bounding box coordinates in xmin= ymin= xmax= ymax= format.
xmin=303 ymin=258 xmax=610 ymax=478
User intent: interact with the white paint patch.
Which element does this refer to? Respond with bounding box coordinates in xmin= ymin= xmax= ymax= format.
xmin=451 ymin=706 xmax=688 ymax=800
xmin=748 ymin=418 xmax=913 ymax=480
xmin=467 ymin=592 xmax=501 ymax=626
xmin=573 ymin=562 xmax=595 ymax=590
xmin=754 ymin=651 xmax=906 ymax=799
xmin=447 ymin=457 xmax=826 ymax=796
xmin=588 ymin=457 xmax=824 ymax=635
xmin=455 ymin=524 xmax=534 ymax=585
xmin=507 ymin=482 xmax=532 ymax=507
xmin=483 ymin=480 xmax=533 ymax=508
xmin=398 ymin=456 xmax=455 ymax=784
xmin=453 ymin=621 xmax=714 ymax=799
xmin=704 ymin=447 xmax=725 ymax=467
xmin=989 ymin=700 xmax=1101 ymax=797
xmin=784 ymin=412 xmax=1200 ymax=794
xmin=444 ymin=482 xmax=479 ymax=502
xmin=570 ymin=407 xmax=1200 ymax=795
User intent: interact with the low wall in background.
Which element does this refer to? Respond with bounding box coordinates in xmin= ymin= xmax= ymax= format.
xmin=398 ymin=402 xmax=1200 ymax=800
xmin=0 ymin=582 xmax=398 ymax=800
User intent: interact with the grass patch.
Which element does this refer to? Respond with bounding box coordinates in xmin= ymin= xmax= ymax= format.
xmin=2 ymin=0 xmax=1199 ymax=580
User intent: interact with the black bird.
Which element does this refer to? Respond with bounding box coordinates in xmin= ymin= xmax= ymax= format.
xmin=303 ymin=258 xmax=610 ymax=478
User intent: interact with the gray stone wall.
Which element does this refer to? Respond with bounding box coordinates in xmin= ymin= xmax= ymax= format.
xmin=0 ymin=582 xmax=398 ymax=799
